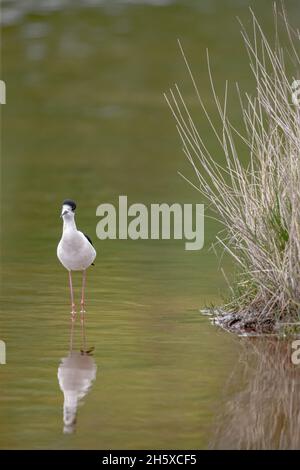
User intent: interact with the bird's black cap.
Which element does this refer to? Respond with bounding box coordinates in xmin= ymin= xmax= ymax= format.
xmin=62 ymin=199 xmax=76 ymax=211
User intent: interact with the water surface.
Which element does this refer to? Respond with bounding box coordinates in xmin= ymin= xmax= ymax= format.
xmin=1 ymin=0 xmax=300 ymax=449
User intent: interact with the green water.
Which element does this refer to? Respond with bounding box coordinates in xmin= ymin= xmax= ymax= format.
xmin=1 ymin=0 xmax=300 ymax=450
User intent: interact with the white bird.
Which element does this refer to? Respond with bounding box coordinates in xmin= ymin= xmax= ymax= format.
xmin=58 ymin=351 xmax=97 ymax=434
xmin=57 ymin=199 xmax=96 ymax=328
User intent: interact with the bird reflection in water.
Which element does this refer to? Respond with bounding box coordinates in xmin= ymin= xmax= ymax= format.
xmin=57 ymin=322 xmax=97 ymax=434
xmin=210 ymin=338 xmax=300 ymax=449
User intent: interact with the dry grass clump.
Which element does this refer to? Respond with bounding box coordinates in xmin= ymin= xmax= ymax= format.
xmin=166 ymin=5 xmax=300 ymax=331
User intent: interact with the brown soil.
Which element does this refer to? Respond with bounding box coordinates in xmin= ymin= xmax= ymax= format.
xmin=213 ymin=310 xmax=278 ymax=336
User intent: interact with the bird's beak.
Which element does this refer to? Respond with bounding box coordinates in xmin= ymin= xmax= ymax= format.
xmin=61 ymin=205 xmax=71 ymax=217
xmin=61 ymin=204 xmax=73 ymax=218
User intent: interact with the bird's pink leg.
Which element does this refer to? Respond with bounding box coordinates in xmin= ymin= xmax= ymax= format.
xmin=69 ymin=319 xmax=75 ymax=353
xmin=69 ymin=270 xmax=76 ymax=322
xmin=80 ymin=270 xmax=87 ymax=351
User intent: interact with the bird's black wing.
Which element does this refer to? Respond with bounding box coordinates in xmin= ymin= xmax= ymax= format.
xmin=84 ymin=233 xmax=95 ymax=265
xmin=84 ymin=233 xmax=94 ymax=246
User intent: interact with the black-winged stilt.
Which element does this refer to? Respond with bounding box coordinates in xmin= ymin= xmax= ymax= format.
xmin=58 ymin=323 xmax=97 ymax=434
xmin=57 ymin=199 xmax=96 ymax=332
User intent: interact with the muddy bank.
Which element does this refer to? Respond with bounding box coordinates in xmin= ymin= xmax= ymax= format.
xmin=204 ymin=309 xmax=300 ymax=337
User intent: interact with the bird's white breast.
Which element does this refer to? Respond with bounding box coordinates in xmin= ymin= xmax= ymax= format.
xmin=57 ymin=229 xmax=96 ymax=271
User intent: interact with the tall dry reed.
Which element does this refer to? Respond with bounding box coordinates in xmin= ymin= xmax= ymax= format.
xmin=166 ymin=5 xmax=300 ymax=324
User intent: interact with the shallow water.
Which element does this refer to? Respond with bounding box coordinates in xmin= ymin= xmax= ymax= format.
xmin=1 ymin=0 xmax=300 ymax=449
